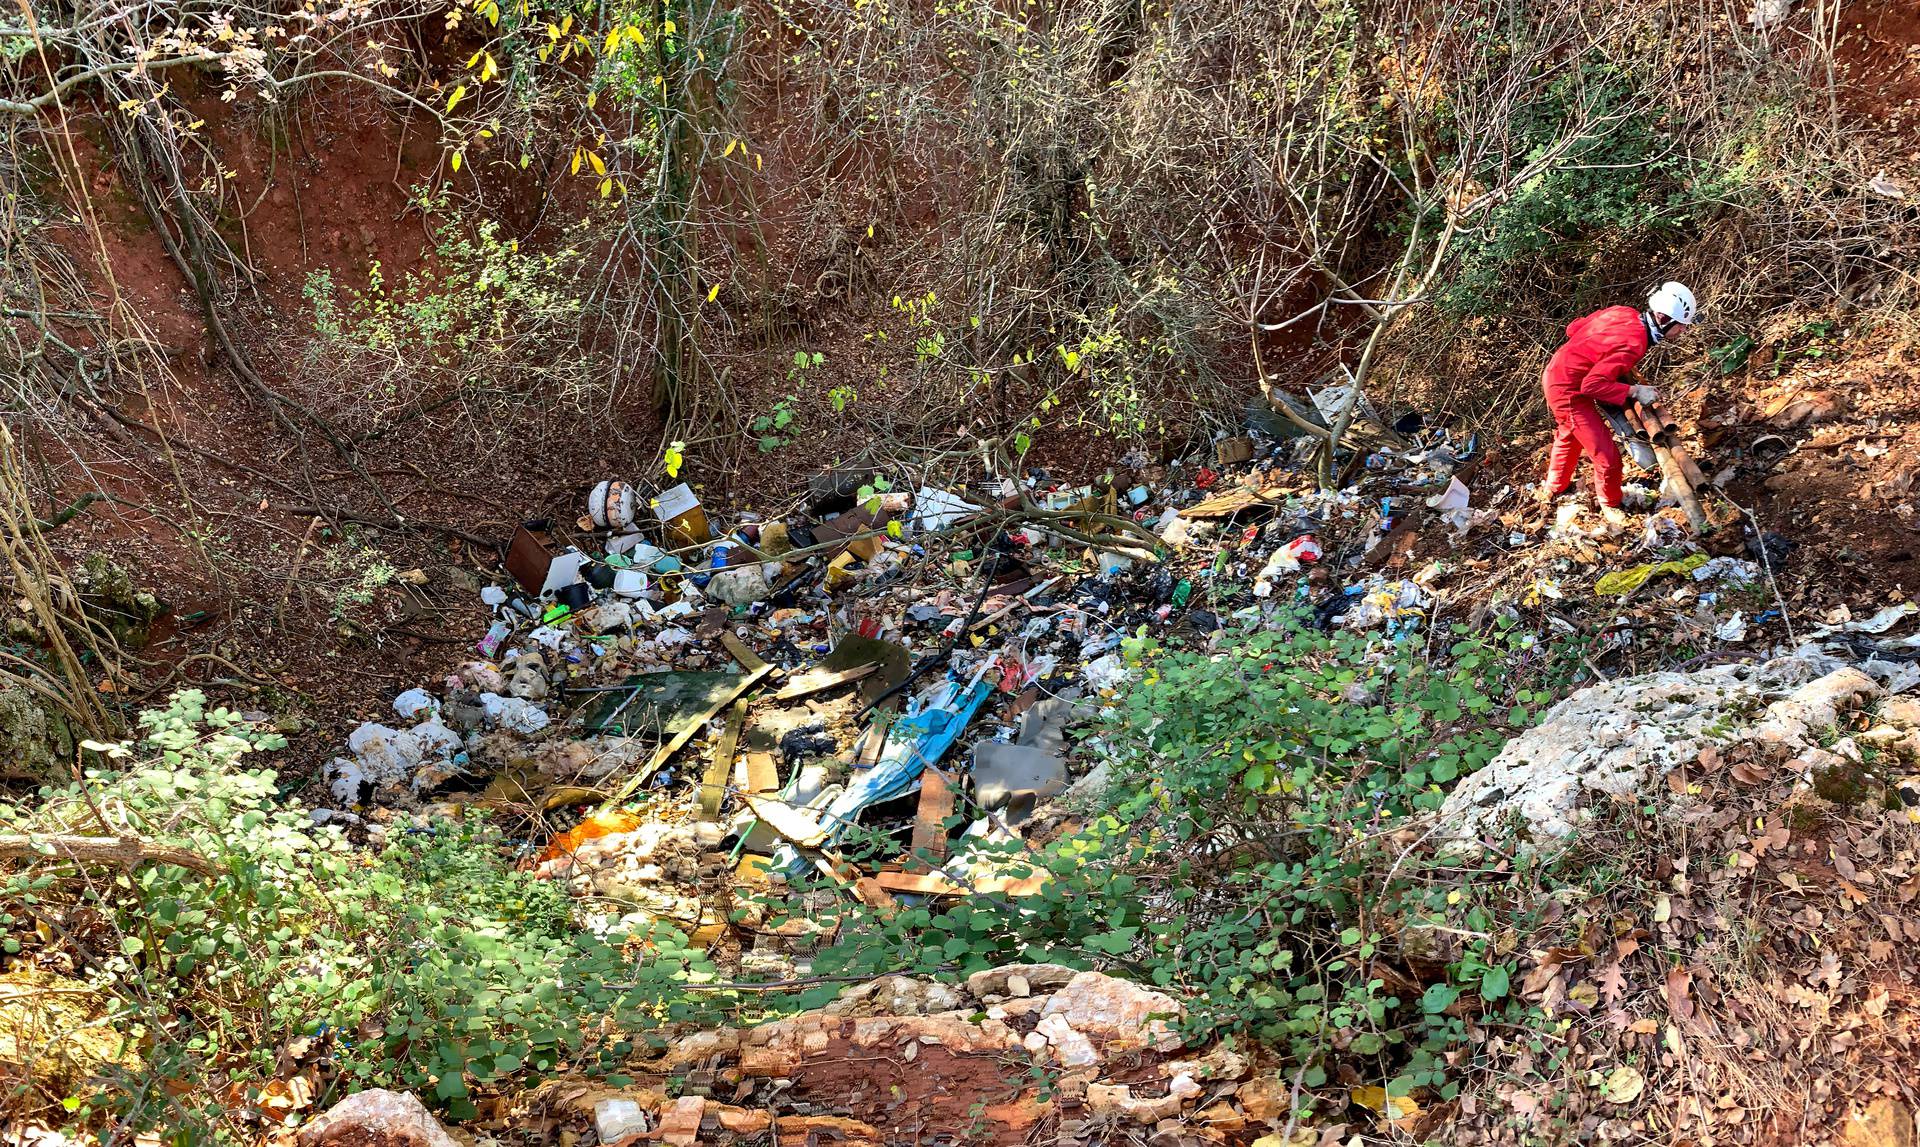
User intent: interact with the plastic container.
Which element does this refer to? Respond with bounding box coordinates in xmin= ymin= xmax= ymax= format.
xmin=612 ymin=568 xmax=650 ymax=597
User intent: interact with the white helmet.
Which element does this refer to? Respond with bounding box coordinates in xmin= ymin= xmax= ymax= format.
xmin=1647 ymin=281 xmax=1698 ymax=326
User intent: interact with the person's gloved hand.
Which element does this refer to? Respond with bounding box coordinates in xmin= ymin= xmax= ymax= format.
xmin=1628 ymin=384 xmax=1659 ymax=405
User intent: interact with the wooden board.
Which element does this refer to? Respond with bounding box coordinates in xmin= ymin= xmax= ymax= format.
xmin=852 ymin=876 xmax=900 ymax=915
xmin=740 ymin=792 xmax=829 ymax=848
xmin=720 ymin=632 xmax=768 ymax=673
xmin=605 ymin=662 xmax=775 ymax=806
xmin=739 ymin=750 xmax=779 ymax=796
xmin=773 ymin=663 xmax=879 ymax=700
xmin=906 ymin=769 xmax=953 ymax=873
xmin=698 ymin=699 xmax=750 ymax=820
xmin=966 ymin=576 xmax=1062 ymax=635
xmin=1181 ymin=487 xmax=1289 ymax=519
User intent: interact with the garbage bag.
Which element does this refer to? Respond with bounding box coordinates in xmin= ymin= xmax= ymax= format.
xmin=479 ymin=693 xmax=552 ymax=735
xmin=1593 ymin=553 xmax=1708 ymax=596
xmin=392 ymin=688 xmax=438 ymax=720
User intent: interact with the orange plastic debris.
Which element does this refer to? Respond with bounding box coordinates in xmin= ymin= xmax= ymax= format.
xmin=537 ymin=808 xmax=646 ymax=864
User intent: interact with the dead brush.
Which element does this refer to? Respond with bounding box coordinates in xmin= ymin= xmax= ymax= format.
xmin=1460 ymin=726 xmax=1920 ymax=1143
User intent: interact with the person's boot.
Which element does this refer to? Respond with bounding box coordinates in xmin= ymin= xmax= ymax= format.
xmin=1599 ymin=504 xmax=1634 ymax=531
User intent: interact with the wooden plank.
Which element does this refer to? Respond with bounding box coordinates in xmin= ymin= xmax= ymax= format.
xmin=698 ymin=699 xmax=751 ymax=819
xmin=720 ymin=632 xmax=767 ymax=673
xmin=966 ymin=576 xmax=1062 ymax=635
xmin=906 ymin=769 xmax=954 ymax=873
xmin=773 ymin=663 xmax=879 ymax=700
xmin=854 ymin=715 xmax=892 ymax=768
xmin=873 ymin=870 xmax=1049 ymax=897
xmin=739 ymin=751 xmax=779 ymax=795
xmin=740 ymin=791 xmax=829 ymax=848
xmin=852 ymin=875 xmax=900 ymax=916
xmin=605 ymin=662 xmax=775 ymax=806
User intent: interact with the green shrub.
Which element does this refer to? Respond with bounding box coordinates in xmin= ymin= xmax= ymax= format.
xmin=801 ymin=610 xmax=1584 ymax=1110
xmin=0 ymin=691 xmax=715 ymax=1135
xmin=1441 ymin=63 xmax=1758 ymax=314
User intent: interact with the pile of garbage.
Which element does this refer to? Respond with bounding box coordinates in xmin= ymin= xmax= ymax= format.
xmin=307 ymin=392 xmax=1837 ymax=961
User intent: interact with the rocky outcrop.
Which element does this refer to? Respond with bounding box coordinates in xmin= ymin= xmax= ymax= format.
xmin=0 ymin=686 xmax=76 ymax=786
xmin=1439 ymin=656 xmax=1893 ymax=849
xmin=0 ymin=969 xmax=141 ymax=1093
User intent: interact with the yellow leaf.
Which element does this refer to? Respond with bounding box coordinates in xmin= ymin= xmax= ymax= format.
xmin=754 ymin=152 xmax=762 ymax=171
xmin=599 ymin=177 xmax=613 ymax=198
xmin=481 ymin=53 xmax=499 ymax=82
xmin=587 ymin=90 xmax=598 ymax=109
xmin=560 ymin=13 xmax=572 ymax=33
xmin=604 ymin=28 xmax=620 ymax=52
xmin=446 ymin=84 xmax=467 ymax=111
xmin=624 ymin=24 xmax=645 ymax=46
xmin=520 ymin=154 xmax=531 ymax=169
xmin=866 ymin=223 xmax=874 ymax=238
xmin=570 ymin=148 xmax=582 ymax=175
xmin=706 ymin=282 xmax=720 ymax=302
xmin=589 ymin=152 xmax=606 ymax=176
xmin=466 ymin=48 xmax=484 ymax=68
xmin=723 ymin=138 xmax=738 ymax=158
xmin=1599 ymin=1065 xmax=1645 ymax=1105
xmin=450 ymin=151 xmax=463 ymax=171
xmin=1350 ymin=1086 xmax=1421 ymax=1128
xmin=547 ymin=22 xmax=560 ymax=39
xmin=663 ymin=18 xmax=677 ymax=34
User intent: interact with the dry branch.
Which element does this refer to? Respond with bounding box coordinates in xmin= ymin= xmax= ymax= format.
xmin=0 ymin=833 xmax=224 ymax=877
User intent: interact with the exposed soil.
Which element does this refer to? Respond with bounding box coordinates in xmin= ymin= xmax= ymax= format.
xmin=1836 ymin=0 xmax=1920 ymax=135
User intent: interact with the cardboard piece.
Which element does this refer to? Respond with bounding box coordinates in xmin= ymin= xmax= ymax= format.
xmin=654 ymin=483 xmax=709 ymax=548
xmin=504 ymin=524 xmax=555 ymax=594
xmin=1216 ymin=436 xmax=1255 ymax=465
xmin=812 ymin=506 xmax=891 ymax=561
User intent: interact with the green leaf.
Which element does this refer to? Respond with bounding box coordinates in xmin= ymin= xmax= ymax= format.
xmin=1479 ymin=965 xmax=1510 ymax=1001
xmin=1420 ymin=982 xmax=1461 ymax=1013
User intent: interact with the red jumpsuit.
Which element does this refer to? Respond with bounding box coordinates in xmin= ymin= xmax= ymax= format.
xmin=1541 ymin=305 xmax=1648 ymax=508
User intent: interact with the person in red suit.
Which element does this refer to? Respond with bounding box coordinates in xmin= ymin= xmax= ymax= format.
xmin=1538 ymin=281 xmax=1698 ymax=526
